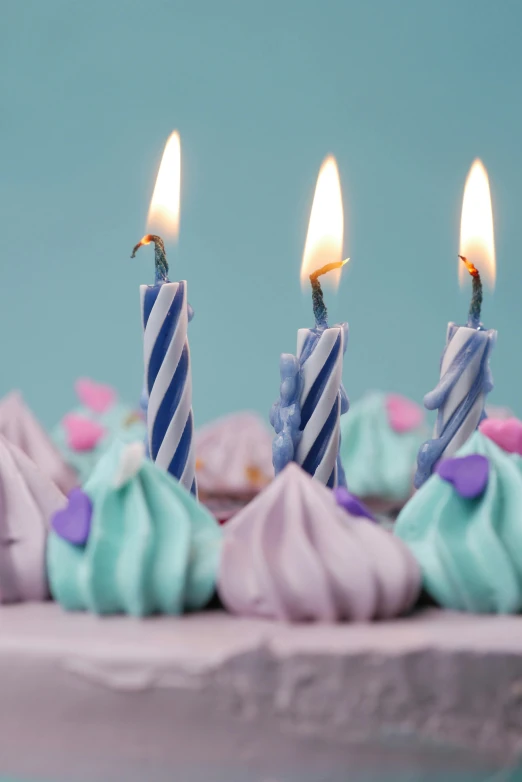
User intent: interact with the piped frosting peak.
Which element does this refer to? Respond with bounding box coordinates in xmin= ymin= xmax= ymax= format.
xmin=0 ymin=436 xmax=65 ymax=603
xmin=218 ymin=463 xmax=420 ymax=622
xmin=0 ymin=392 xmax=76 ymax=494
xmin=195 ymin=412 xmax=274 ymax=497
xmin=47 ymin=440 xmax=222 ymax=616
xmin=339 ymin=392 xmax=425 ymax=506
xmin=395 ymin=430 xmax=522 ymax=613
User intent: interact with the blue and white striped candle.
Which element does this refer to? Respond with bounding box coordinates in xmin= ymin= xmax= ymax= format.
xmin=415 ymin=160 xmax=498 ymax=488
xmin=133 ymin=235 xmax=197 ymax=496
xmin=295 ymin=321 xmax=349 ymax=486
xmin=271 ymin=261 xmax=349 ymax=489
xmin=415 ymin=258 xmax=496 ymax=488
xmin=271 ymin=156 xmax=350 ymax=488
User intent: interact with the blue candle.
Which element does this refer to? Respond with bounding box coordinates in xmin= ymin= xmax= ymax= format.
xmin=139 ymin=305 xmax=194 ymax=461
xmin=271 ymin=261 xmax=349 ymax=488
xmin=132 ymin=235 xmax=197 ymax=496
xmin=415 ymin=257 xmax=496 ymax=488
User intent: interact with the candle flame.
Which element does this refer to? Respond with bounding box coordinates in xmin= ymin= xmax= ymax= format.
xmin=300 ymin=156 xmax=346 ymax=290
xmin=459 ymin=159 xmax=496 ymax=290
xmin=147 ymin=130 xmax=181 ymax=241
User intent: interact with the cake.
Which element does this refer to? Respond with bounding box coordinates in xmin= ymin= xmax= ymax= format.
xmin=53 ymin=378 xmax=146 ymax=484
xmin=0 ymin=411 xmax=518 ymax=780
xmin=0 ymin=391 xmax=77 ymax=494
xmin=339 ymin=391 xmax=426 ymax=516
xmin=0 ymin=387 xmax=518 ymax=779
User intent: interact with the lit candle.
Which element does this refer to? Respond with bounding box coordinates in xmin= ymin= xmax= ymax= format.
xmin=415 ymin=159 xmax=497 ymax=488
xmin=270 ymin=157 xmax=349 ymax=488
xmin=132 ymin=131 xmax=197 ymax=495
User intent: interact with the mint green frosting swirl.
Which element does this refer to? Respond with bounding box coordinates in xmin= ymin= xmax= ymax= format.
xmin=395 ymin=431 xmax=522 ymax=613
xmin=339 ymin=392 xmax=424 ymax=503
xmin=47 ymin=441 xmax=222 ymax=616
xmin=53 ymin=403 xmax=146 ymax=484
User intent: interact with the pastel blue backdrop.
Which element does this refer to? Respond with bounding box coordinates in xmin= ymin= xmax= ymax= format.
xmin=1 ymin=0 xmax=521 ymax=431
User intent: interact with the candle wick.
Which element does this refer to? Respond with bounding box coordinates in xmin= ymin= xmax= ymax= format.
xmin=131 ymin=234 xmax=169 ymax=284
xmin=309 ymin=259 xmax=348 ymax=329
xmin=459 ymin=255 xmax=483 ymax=329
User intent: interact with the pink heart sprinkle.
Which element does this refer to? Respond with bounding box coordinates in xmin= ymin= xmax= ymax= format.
xmin=62 ymin=414 xmax=106 ymax=452
xmin=479 ymin=417 xmax=522 ymax=456
xmin=386 ymin=394 xmax=425 ymax=433
xmin=75 ymin=378 xmax=117 ymax=414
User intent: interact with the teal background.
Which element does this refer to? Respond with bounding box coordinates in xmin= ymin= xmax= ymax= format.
xmin=1 ymin=0 xmax=521 ymax=430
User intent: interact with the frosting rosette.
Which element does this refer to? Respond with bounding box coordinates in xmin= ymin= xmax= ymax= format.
xmin=339 ymin=392 xmax=426 ymax=512
xmin=195 ymin=411 xmax=274 ymax=498
xmin=395 ymin=430 xmax=522 ymax=613
xmin=53 ymin=379 xmax=146 ymax=484
xmin=218 ymin=463 xmax=420 ymax=622
xmin=0 ymin=391 xmax=77 ymax=494
xmin=0 ymin=436 xmax=65 ymax=603
xmin=47 ymin=440 xmax=222 ymax=616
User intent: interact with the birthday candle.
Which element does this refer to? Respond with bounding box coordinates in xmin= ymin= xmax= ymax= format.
xmin=271 ymin=157 xmax=349 ymax=488
xmin=133 ymin=235 xmax=197 ymax=495
xmin=415 ymin=160 xmax=497 ymax=488
xmin=139 ymin=303 xmax=194 ymax=460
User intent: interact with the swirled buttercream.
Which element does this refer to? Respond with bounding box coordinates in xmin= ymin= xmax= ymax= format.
xmin=395 ymin=430 xmax=522 ymax=613
xmin=339 ymin=392 xmax=426 ymax=511
xmin=195 ymin=412 xmax=274 ymax=498
xmin=218 ymin=463 xmax=420 ymax=622
xmin=0 ymin=436 xmax=65 ymax=603
xmin=0 ymin=392 xmax=76 ymax=494
xmin=47 ymin=440 xmax=222 ymax=616
xmin=53 ymin=380 xmax=146 ymax=484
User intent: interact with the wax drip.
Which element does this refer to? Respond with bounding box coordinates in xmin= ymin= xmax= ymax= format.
xmin=414 ymin=323 xmax=495 ymax=488
xmin=270 ymin=321 xmax=349 ymax=486
xmin=309 ymin=260 xmax=348 ymax=329
xmin=459 ymin=255 xmax=483 ymax=330
xmin=132 ymin=234 xmax=169 ymax=284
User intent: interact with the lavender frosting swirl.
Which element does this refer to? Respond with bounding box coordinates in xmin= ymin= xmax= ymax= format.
xmin=0 ymin=436 xmax=66 ymax=603
xmin=218 ymin=463 xmax=420 ymax=622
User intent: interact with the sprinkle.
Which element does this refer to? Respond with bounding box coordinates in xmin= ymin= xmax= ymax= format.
xmin=52 ymin=489 xmax=92 ymax=546
xmin=436 ymin=454 xmax=489 ymax=499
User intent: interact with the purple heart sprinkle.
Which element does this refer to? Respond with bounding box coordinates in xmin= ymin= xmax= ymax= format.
xmin=334 ymin=487 xmax=376 ymax=522
xmin=436 ymin=454 xmax=489 ymax=499
xmin=51 ymin=488 xmax=93 ymax=546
